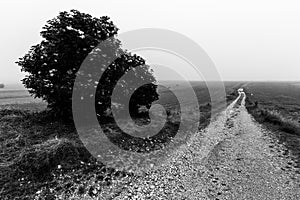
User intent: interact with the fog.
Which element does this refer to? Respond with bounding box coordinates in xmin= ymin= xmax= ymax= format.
xmin=1 ymin=0 xmax=300 ymax=86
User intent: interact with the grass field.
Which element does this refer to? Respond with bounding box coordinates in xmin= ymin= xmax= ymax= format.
xmin=0 ymin=90 xmax=43 ymax=105
xmin=0 ymin=82 xmax=242 ymax=199
xmin=245 ymin=81 xmax=300 ymax=173
xmin=0 ymin=89 xmax=46 ymax=112
xmin=245 ymin=82 xmax=300 ymax=121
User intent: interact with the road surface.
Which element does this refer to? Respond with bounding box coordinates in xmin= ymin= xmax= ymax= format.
xmin=101 ymin=89 xmax=300 ymax=199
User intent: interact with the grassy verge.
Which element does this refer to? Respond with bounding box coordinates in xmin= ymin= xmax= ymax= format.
xmin=245 ymin=94 xmax=300 ymax=137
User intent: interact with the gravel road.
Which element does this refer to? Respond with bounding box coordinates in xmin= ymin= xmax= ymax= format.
xmin=101 ymin=89 xmax=300 ymax=199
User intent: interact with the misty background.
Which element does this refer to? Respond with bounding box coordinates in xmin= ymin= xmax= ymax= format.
xmin=1 ymin=0 xmax=300 ymax=89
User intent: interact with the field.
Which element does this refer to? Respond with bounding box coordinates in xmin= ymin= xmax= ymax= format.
xmin=245 ymin=82 xmax=300 ymax=121
xmin=0 ymin=89 xmax=46 ymax=111
xmin=0 ymin=82 xmax=242 ymax=199
xmin=245 ymin=82 xmax=300 ymax=172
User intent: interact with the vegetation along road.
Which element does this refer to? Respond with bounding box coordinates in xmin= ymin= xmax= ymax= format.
xmin=105 ymin=89 xmax=300 ymax=199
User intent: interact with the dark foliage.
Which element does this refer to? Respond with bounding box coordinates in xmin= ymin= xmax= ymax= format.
xmin=16 ymin=10 xmax=158 ymax=120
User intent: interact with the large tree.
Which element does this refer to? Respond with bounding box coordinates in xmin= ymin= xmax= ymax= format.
xmin=16 ymin=10 xmax=158 ymax=120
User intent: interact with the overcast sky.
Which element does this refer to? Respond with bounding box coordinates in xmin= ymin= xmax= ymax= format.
xmin=1 ymin=0 xmax=300 ymax=86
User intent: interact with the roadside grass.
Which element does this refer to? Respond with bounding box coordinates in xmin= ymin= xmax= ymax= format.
xmin=245 ymin=95 xmax=300 ymax=137
xmin=247 ymin=107 xmax=300 ymax=136
xmin=244 ymin=82 xmax=300 ymax=122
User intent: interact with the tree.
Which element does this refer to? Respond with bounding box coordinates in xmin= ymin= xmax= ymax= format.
xmin=16 ymin=10 xmax=158 ymax=120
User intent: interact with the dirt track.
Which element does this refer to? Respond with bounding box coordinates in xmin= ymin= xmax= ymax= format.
xmin=104 ymin=90 xmax=300 ymax=199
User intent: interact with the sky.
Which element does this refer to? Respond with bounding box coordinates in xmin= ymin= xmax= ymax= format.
xmin=1 ymin=0 xmax=300 ymax=87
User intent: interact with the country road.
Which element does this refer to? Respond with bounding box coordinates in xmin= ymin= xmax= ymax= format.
xmin=102 ymin=89 xmax=300 ymax=199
